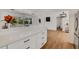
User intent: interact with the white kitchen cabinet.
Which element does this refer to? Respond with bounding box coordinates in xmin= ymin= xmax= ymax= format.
xmin=34 ymin=33 xmax=43 ymax=49
xmin=8 ymin=30 xmax=47 ymax=49
xmin=35 ymin=30 xmax=47 ymax=49
xmin=8 ymin=37 xmax=31 ymax=49
xmin=8 ymin=34 xmax=40 ymax=49
xmin=8 ymin=29 xmax=47 ymax=49
xmin=33 ymin=30 xmax=47 ymax=49
xmin=29 ymin=32 xmax=44 ymax=49
xmin=41 ymin=30 xmax=47 ymax=47
xmin=29 ymin=35 xmax=37 ymax=49
xmin=0 ymin=24 xmax=47 ymax=49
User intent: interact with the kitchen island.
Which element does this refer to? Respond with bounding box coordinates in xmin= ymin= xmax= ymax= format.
xmin=0 ymin=25 xmax=47 ymax=49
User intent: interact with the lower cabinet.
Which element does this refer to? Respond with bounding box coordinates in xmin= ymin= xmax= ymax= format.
xmin=31 ymin=33 xmax=43 ymax=49
xmin=28 ymin=31 xmax=47 ymax=49
xmin=8 ymin=37 xmax=31 ymax=49
xmin=0 ymin=30 xmax=47 ymax=49
xmin=29 ymin=35 xmax=38 ymax=49
xmin=35 ymin=30 xmax=47 ymax=48
xmin=41 ymin=30 xmax=47 ymax=47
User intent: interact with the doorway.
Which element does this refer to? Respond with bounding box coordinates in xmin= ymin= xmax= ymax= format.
xmin=56 ymin=17 xmax=62 ymax=31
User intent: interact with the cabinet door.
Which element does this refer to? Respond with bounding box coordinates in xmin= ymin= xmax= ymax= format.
xmin=35 ymin=33 xmax=43 ymax=49
xmin=35 ymin=30 xmax=47 ymax=49
xmin=8 ymin=30 xmax=47 ymax=49
xmin=41 ymin=30 xmax=47 ymax=47
xmin=8 ymin=37 xmax=30 ymax=49
xmin=29 ymin=33 xmax=43 ymax=49
xmin=29 ymin=35 xmax=37 ymax=49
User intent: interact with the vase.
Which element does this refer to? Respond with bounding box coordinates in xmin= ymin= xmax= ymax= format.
xmin=7 ymin=23 xmax=11 ymax=29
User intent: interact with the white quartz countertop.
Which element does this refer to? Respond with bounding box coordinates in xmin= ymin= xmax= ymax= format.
xmin=0 ymin=25 xmax=46 ymax=48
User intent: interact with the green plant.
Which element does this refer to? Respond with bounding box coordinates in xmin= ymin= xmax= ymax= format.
xmin=11 ymin=18 xmax=17 ymax=25
xmin=18 ymin=19 xmax=23 ymax=24
xmin=24 ymin=20 xmax=28 ymax=24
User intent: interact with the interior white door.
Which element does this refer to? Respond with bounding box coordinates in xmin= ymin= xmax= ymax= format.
xmin=56 ymin=17 xmax=62 ymax=29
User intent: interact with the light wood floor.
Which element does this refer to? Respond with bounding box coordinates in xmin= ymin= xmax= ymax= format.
xmin=42 ymin=30 xmax=76 ymax=49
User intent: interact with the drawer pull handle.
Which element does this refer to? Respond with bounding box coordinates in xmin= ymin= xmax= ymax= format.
xmin=26 ymin=47 xmax=30 ymax=49
xmin=24 ymin=39 xmax=30 ymax=43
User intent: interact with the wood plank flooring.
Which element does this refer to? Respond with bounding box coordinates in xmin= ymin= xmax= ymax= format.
xmin=42 ymin=30 xmax=76 ymax=49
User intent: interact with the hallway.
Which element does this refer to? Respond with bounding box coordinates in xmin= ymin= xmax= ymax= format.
xmin=42 ymin=30 xmax=75 ymax=49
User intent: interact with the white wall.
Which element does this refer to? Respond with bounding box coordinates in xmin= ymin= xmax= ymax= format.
xmin=33 ymin=10 xmax=70 ymax=30
xmin=33 ymin=11 xmax=60 ymax=30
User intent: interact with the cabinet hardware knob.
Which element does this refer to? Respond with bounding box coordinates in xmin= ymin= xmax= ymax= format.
xmin=24 ymin=39 xmax=30 ymax=43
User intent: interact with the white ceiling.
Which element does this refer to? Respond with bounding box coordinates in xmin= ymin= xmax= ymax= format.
xmin=15 ymin=9 xmax=68 ymax=13
xmin=0 ymin=9 xmax=78 ymax=15
xmin=14 ymin=9 xmax=79 ymax=15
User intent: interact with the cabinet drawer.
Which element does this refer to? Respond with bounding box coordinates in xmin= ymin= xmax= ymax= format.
xmin=42 ymin=30 xmax=47 ymax=36
xmin=41 ymin=30 xmax=47 ymax=47
xmin=35 ymin=31 xmax=47 ymax=48
xmin=41 ymin=30 xmax=47 ymax=40
xmin=8 ymin=38 xmax=30 ymax=49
